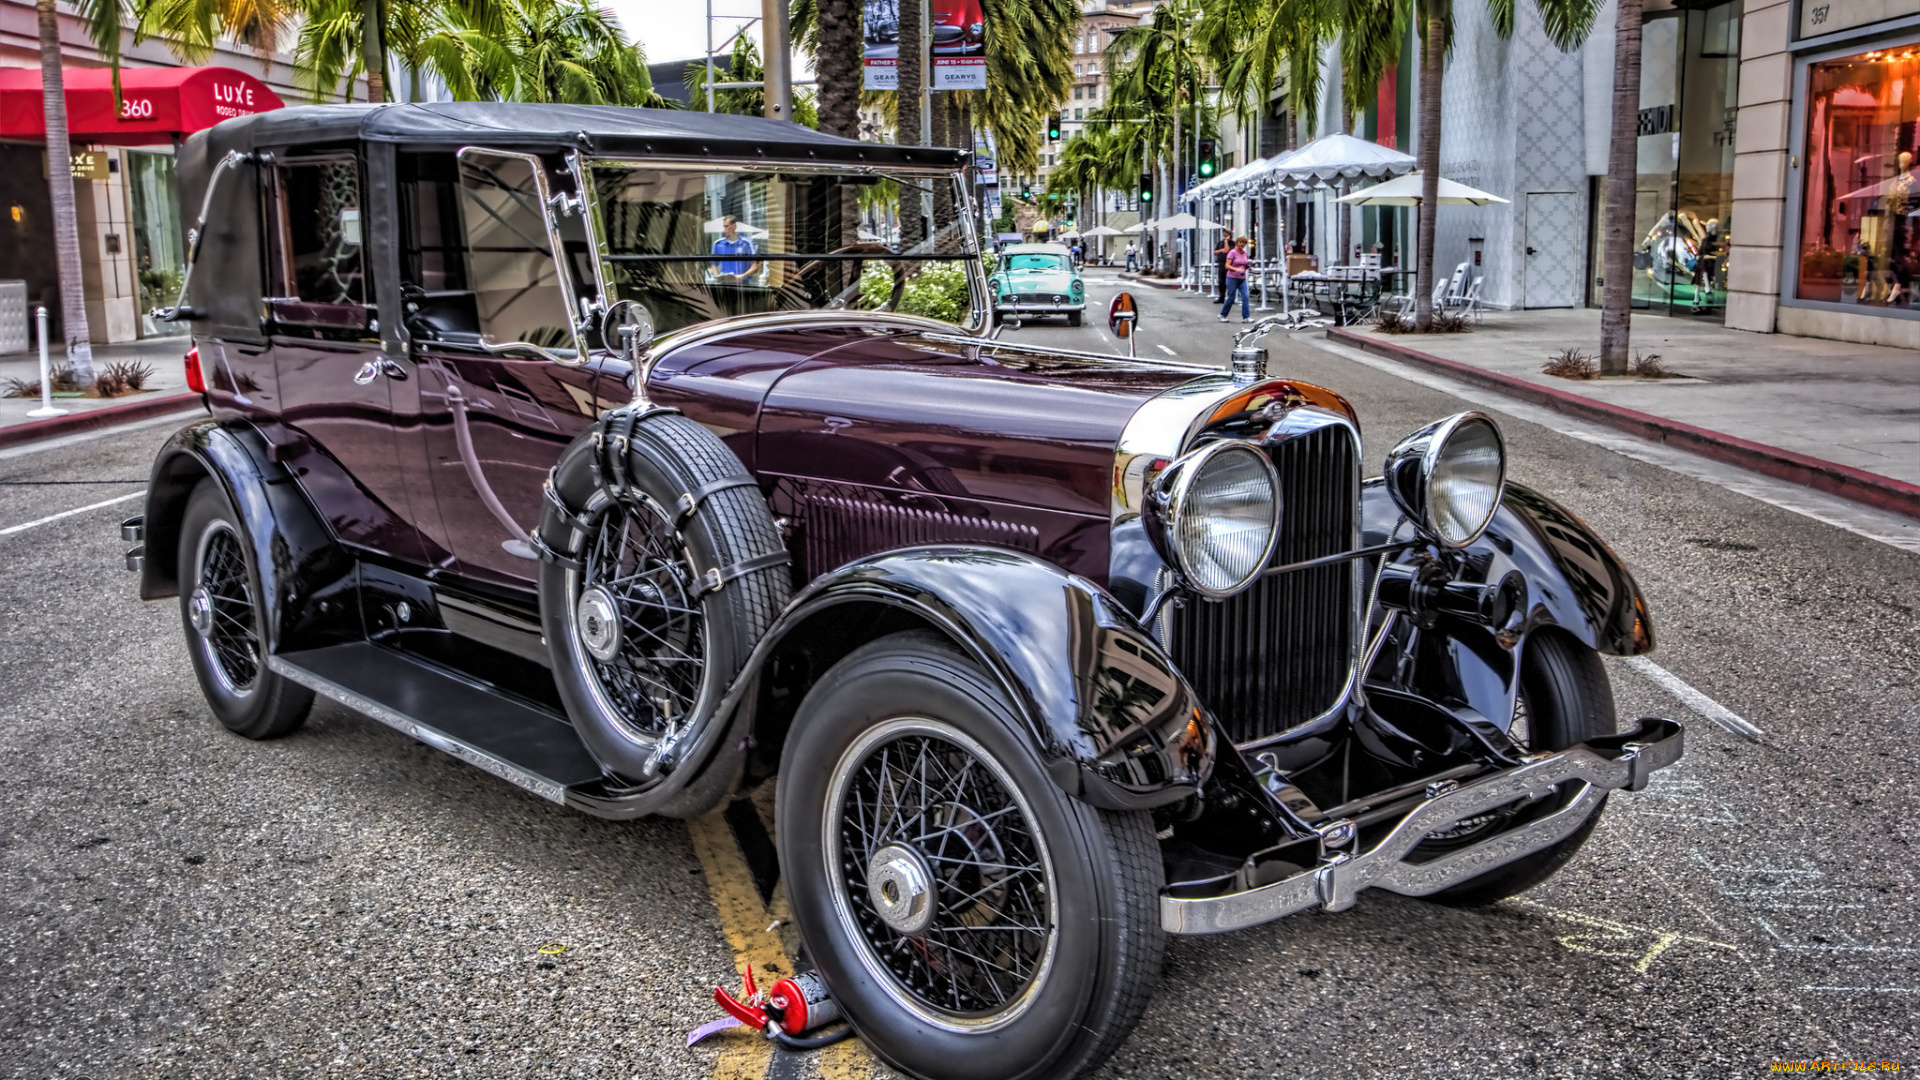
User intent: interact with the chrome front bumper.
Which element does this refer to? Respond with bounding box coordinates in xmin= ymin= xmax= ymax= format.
xmin=1160 ymin=717 xmax=1684 ymax=935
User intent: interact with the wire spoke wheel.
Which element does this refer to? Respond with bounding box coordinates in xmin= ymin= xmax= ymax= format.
xmin=576 ymin=494 xmax=708 ymax=742
xmin=194 ymin=522 xmax=259 ymax=695
xmin=826 ymin=718 xmax=1058 ymax=1031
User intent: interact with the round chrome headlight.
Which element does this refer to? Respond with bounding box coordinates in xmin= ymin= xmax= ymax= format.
xmin=1157 ymin=441 xmax=1281 ymax=598
xmin=1383 ymin=412 xmax=1506 ymax=547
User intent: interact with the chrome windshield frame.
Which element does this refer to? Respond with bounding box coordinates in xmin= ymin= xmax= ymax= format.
xmin=579 ymin=157 xmax=989 ymax=337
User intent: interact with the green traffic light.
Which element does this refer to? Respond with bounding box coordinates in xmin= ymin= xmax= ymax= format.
xmin=1199 ymin=160 xmax=1216 ymax=178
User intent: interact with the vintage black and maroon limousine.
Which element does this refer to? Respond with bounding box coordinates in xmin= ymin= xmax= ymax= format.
xmin=121 ymin=103 xmax=1680 ymax=1080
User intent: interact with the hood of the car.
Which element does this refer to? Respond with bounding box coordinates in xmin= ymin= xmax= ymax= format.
xmin=643 ymin=319 xmax=1200 ymax=521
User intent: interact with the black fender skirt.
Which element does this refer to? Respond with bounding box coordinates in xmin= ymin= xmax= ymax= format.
xmin=139 ymin=419 xmax=353 ymax=654
xmin=750 ymin=546 xmax=1218 ymax=811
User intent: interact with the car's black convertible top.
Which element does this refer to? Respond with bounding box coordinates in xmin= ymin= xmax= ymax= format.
xmin=193 ymin=101 xmax=970 ymax=169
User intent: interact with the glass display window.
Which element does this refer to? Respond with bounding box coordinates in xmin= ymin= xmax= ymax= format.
xmin=1587 ymin=1 xmax=1740 ymax=319
xmin=1795 ymin=44 xmax=1920 ymax=313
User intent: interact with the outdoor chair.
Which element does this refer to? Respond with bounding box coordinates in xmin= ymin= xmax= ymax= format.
xmin=1459 ymin=277 xmax=1485 ymax=324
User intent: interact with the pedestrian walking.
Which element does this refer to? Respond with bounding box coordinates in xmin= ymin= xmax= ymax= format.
xmin=1218 ymin=236 xmax=1251 ymax=322
xmin=1125 ymin=241 xmax=1138 ymax=272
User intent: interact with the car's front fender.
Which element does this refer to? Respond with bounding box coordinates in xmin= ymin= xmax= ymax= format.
xmin=746 ymin=546 xmax=1217 ymax=811
xmin=1360 ymin=478 xmax=1654 ymax=734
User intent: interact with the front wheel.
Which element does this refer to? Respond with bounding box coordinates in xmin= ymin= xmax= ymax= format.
xmin=1418 ymin=628 xmax=1617 ymax=906
xmin=1067 ymin=310 xmax=1083 ymax=327
xmin=778 ymin=633 xmax=1163 ymax=1080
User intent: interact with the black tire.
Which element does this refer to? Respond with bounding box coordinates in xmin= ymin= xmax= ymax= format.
xmin=778 ymin=632 xmax=1163 ymax=1080
xmin=177 ymin=478 xmax=313 ymax=739
xmin=991 ymin=310 xmax=1004 ymax=326
xmin=1420 ymin=628 xmax=1617 ymax=907
xmin=1067 ymin=310 xmax=1083 ymax=327
xmin=539 ymin=410 xmax=790 ymax=805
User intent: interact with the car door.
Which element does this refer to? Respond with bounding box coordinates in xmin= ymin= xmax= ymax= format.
xmin=264 ymin=152 xmax=426 ymax=561
xmin=395 ymin=148 xmax=615 ymax=587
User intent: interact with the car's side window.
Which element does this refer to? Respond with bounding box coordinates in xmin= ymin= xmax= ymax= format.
xmin=264 ymin=155 xmax=374 ymax=340
xmin=397 ymin=150 xmax=577 ymax=355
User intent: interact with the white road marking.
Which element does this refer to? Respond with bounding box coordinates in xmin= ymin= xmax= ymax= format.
xmin=1155 ymin=344 xmax=1178 ymax=357
xmin=1305 ymin=336 xmax=1920 ymax=555
xmin=1621 ymin=655 xmax=1764 ymax=742
xmin=0 ymin=491 xmax=142 ymax=537
xmin=1798 ymin=986 xmax=1920 ymax=994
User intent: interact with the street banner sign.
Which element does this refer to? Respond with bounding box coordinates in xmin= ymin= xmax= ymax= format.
xmin=866 ymin=0 xmax=987 ymax=90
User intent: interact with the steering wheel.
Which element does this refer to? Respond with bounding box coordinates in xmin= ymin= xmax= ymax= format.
xmin=779 ymin=243 xmax=909 ymax=313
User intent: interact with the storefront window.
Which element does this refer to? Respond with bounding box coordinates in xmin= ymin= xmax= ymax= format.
xmin=128 ymin=150 xmax=186 ymax=337
xmin=1795 ymin=45 xmax=1920 ymax=312
xmin=1588 ymin=2 xmax=1739 ymax=319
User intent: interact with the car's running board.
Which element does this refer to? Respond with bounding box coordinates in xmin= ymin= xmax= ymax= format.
xmin=268 ymin=642 xmax=605 ymax=806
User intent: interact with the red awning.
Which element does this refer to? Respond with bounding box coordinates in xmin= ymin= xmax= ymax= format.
xmin=0 ymin=65 xmax=283 ymax=146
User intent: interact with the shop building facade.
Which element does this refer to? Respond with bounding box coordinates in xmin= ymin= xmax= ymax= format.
xmin=0 ymin=1 xmax=305 ymax=348
xmin=1726 ymin=0 xmax=1919 ymax=347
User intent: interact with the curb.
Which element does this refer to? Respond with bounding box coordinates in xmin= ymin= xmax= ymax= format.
xmin=1326 ymin=326 xmax=1920 ymax=522
xmin=0 ymin=393 xmax=204 ymax=451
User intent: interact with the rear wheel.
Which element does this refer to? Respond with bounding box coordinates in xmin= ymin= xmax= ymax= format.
xmin=177 ymin=478 xmax=313 ymax=739
xmin=778 ymin=633 xmax=1163 ymax=1080
xmin=1418 ymin=628 xmax=1616 ymax=906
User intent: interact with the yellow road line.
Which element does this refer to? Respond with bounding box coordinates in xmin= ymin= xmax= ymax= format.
xmin=687 ymin=805 xmax=877 ymax=1080
xmin=688 ymin=810 xmax=784 ymax=1080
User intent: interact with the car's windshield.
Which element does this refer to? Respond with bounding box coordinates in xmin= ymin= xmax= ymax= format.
xmin=1005 ymin=253 xmax=1068 ymax=272
xmin=586 ymin=164 xmax=982 ymax=335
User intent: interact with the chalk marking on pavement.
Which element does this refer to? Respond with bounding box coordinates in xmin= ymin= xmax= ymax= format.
xmin=1304 ymin=336 xmax=1920 ymax=555
xmin=1621 ymin=656 xmax=1764 ymax=742
xmin=0 ymin=407 xmax=202 ymax=462
xmin=1514 ymin=900 xmax=1739 ymax=973
xmin=0 ymin=491 xmax=142 ymax=537
xmin=1155 ymin=344 xmax=1178 ymax=357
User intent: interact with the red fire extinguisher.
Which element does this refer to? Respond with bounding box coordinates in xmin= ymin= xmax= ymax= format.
xmin=713 ymin=964 xmax=853 ymax=1050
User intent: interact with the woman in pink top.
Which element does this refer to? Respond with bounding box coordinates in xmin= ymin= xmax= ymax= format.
xmin=1218 ymin=237 xmax=1252 ymax=321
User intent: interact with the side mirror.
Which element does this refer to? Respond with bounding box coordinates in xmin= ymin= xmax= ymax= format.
xmin=1107 ymin=291 xmax=1138 ymax=338
xmin=601 ymin=299 xmax=655 ymax=361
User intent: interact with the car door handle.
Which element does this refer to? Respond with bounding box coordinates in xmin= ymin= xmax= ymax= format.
xmin=1526 ymin=247 xmax=1538 ymax=256
xmin=352 ymin=359 xmax=409 ymax=385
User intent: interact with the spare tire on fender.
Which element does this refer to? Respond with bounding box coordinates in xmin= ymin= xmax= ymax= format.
xmin=536 ymin=406 xmax=792 ymax=818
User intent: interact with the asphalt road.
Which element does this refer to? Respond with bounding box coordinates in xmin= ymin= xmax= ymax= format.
xmin=2 ymin=280 xmax=1916 ymax=1079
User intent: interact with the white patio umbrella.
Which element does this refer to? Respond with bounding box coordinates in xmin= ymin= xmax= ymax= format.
xmin=1336 ymin=173 xmax=1511 ymax=206
xmin=1081 ymin=225 xmax=1124 ymax=237
xmin=1155 ymin=212 xmax=1222 ymax=231
xmin=1120 ymin=222 xmax=1149 ymax=234
xmin=703 ymin=216 xmax=770 ymax=238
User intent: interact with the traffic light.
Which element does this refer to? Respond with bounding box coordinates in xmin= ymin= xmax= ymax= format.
xmin=1021 ymin=183 xmax=1033 ymax=201
xmin=1047 ymin=114 xmax=1062 ymax=142
xmin=1198 ymin=139 xmax=1217 ymax=178
xmin=1138 ymin=174 xmax=1153 ymax=204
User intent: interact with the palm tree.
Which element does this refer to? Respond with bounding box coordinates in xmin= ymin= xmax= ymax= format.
xmin=1597 ymin=0 xmax=1641 ymax=374
xmin=685 ymin=36 xmax=817 ymax=121
xmin=34 ymin=0 xmax=96 ymax=382
xmin=1107 ymin=0 xmax=1208 ymax=269
xmin=896 ymin=0 xmax=925 ymax=248
xmin=794 ymin=0 xmax=1078 ymax=177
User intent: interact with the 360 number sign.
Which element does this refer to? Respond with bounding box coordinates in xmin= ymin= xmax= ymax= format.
xmin=119 ymin=98 xmax=155 ymax=120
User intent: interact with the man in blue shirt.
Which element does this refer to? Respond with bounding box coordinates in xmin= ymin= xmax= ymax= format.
xmin=711 ymin=216 xmax=761 ymax=283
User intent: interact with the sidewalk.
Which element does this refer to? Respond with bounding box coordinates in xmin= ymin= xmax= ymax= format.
xmin=0 ymin=336 xmax=200 ymax=447
xmin=1327 ymin=308 xmax=1920 ymax=517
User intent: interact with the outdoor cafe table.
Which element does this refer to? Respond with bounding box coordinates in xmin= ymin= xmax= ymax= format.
xmin=1287 ymin=268 xmax=1383 ymax=325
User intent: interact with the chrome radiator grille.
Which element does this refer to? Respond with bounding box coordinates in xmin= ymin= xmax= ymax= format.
xmin=1169 ymin=423 xmax=1358 ymax=746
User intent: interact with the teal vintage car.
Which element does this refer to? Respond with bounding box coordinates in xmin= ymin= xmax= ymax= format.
xmin=990 ymin=242 xmax=1085 ymax=326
